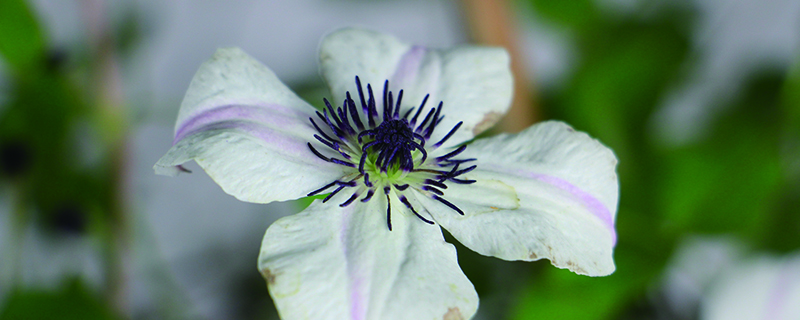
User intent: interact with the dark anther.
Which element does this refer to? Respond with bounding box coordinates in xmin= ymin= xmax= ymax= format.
xmin=449 ymin=178 xmax=477 ymax=184
xmin=421 ymin=185 xmax=444 ymax=196
xmin=362 ymin=189 xmax=375 ymax=202
xmin=309 ymin=117 xmax=339 ymax=145
xmin=436 ymin=145 xmax=467 ymax=161
xmin=340 ymin=193 xmax=359 ymax=207
xmin=323 ymin=185 xmax=346 ymax=202
xmin=410 ymin=94 xmax=429 ymax=126
xmin=402 ymin=107 xmax=415 ymax=120
xmin=434 ymin=121 xmax=463 ymax=147
xmin=450 ymin=165 xmax=477 ymax=177
xmin=355 ymin=76 xmax=369 ymax=115
xmin=416 ymin=107 xmax=436 ymax=133
xmin=359 ymin=119 xmax=425 ymax=172
xmin=364 ymin=173 xmax=373 ymax=187
xmin=438 ymin=158 xmax=476 ymax=167
xmin=307 ymin=180 xmax=338 ymax=196
xmin=316 ymin=110 xmax=344 ymax=139
xmin=424 ymin=179 xmax=448 ymax=189
xmin=346 ymin=92 xmax=364 ymax=130
xmin=432 ymin=195 xmax=464 ymax=215
xmin=386 ymin=194 xmax=393 ymax=231
xmin=393 ymin=90 xmax=403 ymax=119
xmin=324 ymin=100 xmax=350 ymax=137
xmin=382 ymin=80 xmax=391 ymax=121
xmin=366 ymin=84 xmax=377 ymax=127
xmin=305 ymin=76 xmax=477 ymax=228
xmin=423 ymin=102 xmax=443 ymax=139
xmin=400 ymin=196 xmax=434 ymax=225
xmin=307 ymin=143 xmax=354 ymax=168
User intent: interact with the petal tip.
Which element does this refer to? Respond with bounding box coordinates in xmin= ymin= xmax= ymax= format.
xmin=153 ymin=163 xmax=187 ymax=177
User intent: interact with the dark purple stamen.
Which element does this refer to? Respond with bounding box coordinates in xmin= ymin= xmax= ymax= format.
xmin=393 ymin=90 xmax=403 ymax=119
xmin=305 ymin=76 xmax=478 ymax=230
xmin=386 ymin=194 xmax=393 ymax=231
xmin=346 ymin=92 xmax=364 ymax=130
xmin=340 ymin=193 xmax=359 ymax=207
xmin=436 ymin=145 xmax=467 ymax=161
xmin=410 ymin=94 xmax=429 ymax=126
xmin=421 ymin=185 xmax=444 ymax=196
xmin=361 ymin=189 xmax=375 ymax=202
xmin=434 ymin=121 xmax=463 ymax=147
xmin=383 ymin=81 xmax=391 ymax=121
xmin=359 ymin=118 xmax=426 ymax=172
xmin=307 ymin=143 xmax=353 ymax=167
xmin=400 ymin=196 xmax=434 ymax=225
xmin=323 ymin=185 xmax=346 ymax=202
xmin=432 ymin=195 xmax=464 ymax=215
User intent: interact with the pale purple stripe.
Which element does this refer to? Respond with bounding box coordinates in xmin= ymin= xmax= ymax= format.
xmin=349 ymin=277 xmax=365 ymax=320
xmin=764 ymin=259 xmax=800 ymax=320
xmin=483 ymin=164 xmax=617 ymax=244
xmin=341 ymin=206 xmax=366 ymax=320
xmin=181 ymin=120 xmax=308 ymax=156
xmin=532 ymin=174 xmax=617 ymax=244
xmin=390 ymin=46 xmax=426 ymax=87
xmin=174 ymin=104 xmax=309 ymax=144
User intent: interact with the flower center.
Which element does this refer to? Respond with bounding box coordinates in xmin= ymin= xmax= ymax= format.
xmin=304 ymin=76 xmax=476 ymax=230
xmin=359 ymin=119 xmax=425 ymax=173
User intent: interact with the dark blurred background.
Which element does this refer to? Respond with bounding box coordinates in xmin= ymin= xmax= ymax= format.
xmin=0 ymin=0 xmax=798 ymax=319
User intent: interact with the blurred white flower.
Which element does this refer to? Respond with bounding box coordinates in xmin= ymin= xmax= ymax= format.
xmin=702 ymin=252 xmax=800 ymax=320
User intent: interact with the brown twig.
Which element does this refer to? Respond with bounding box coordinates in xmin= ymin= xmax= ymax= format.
xmin=460 ymin=0 xmax=539 ymax=132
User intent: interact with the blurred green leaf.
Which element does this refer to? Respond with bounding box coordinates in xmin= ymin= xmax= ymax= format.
xmin=526 ymin=0 xmax=600 ymax=31
xmin=0 ymin=0 xmax=45 ymax=72
xmin=763 ymin=63 xmax=800 ymax=252
xmin=658 ymin=72 xmax=784 ymax=241
xmin=0 ymin=279 xmax=120 ymax=320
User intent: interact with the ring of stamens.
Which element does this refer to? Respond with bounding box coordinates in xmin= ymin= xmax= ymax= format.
xmin=306 ymin=76 xmax=476 ymax=230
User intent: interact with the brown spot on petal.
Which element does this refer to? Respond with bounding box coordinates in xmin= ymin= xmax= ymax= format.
xmin=261 ymin=268 xmax=276 ymax=285
xmin=472 ymin=112 xmax=503 ymax=135
xmin=529 ymin=252 xmax=538 ymax=260
xmin=490 ymin=206 xmax=499 ymax=210
xmin=443 ymin=307 xmax=464 ymax=320
xmin=565 ymin=261 xmax=587 ymax=274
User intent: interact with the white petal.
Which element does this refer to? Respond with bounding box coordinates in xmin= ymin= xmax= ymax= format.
xmin=258 ymin=195 xmax=478 ymax=320
xmin=319 ymin=28 xmax=513 ymax=148
xmin=416 ymin=121 xmax=619 ymax=276
xmin=702 ymin=253 xmax=800 ymax=320
xmin=154 ymin=48 xmax=346 ymax=203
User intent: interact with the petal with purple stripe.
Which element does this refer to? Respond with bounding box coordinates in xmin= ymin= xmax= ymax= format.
xmin=416 ymin=121 xmax=619 ymax=276
xmin=319 ymin=28 xmax=513 ymax=149
xmin=258 ymin=194 xmax=478 ymax=320
xmin=154 ymin=48 xmax=345 ymax=203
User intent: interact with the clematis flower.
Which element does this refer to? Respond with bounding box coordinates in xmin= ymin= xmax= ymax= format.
xmin=702 ymin=252 xmax=800 ymax=320
xmin=155 ymin=28 xmax=618 ymax=320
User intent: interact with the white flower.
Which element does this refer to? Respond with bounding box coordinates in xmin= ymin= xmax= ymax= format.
xmin=154 ymin=28 xmax=619 ymax=320
xmin=702 ymin=252 xmax=800 ymax=320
